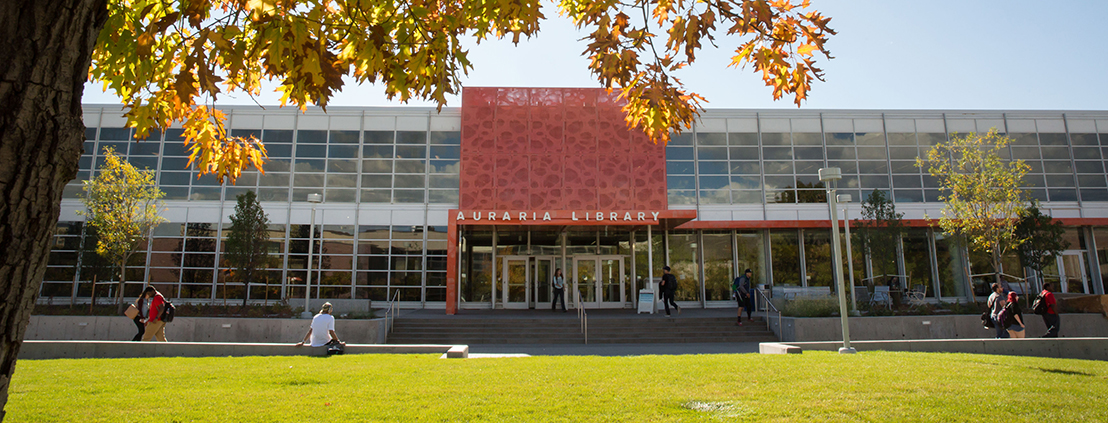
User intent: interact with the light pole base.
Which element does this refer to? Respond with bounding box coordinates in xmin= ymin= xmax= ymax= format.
xmin=301 ymin=311 xmax=313 ymax=319
xmin=838 ymin=347 xmax=857 ymax=354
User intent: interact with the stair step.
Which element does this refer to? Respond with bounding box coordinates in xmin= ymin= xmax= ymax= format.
xmin=387 ymin=314 xmax=777 ymax=344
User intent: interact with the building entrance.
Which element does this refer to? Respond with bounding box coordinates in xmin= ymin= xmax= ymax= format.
xmin=498 ymin=255 xmax=628 ymax=309
xmin=500 ymin=255 xmax=556 ymax=309
xmin=574 ymin=255 xmax=627 ymax=308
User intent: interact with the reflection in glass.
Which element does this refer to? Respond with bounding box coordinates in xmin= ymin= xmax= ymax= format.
xmin=934 ymin=232 xmax=968 ymax=298
xmin=803 ymin=230 xmax=832 ymax=287
xmin=577 ymin=259 xmax=596 ymax=302
xmin=702 ymin=231 xmax=734 ymax=301
xmin=771 ymin=230 xmax=801 ymax=287
xmin=667 ymin=231 xmax=701 ymax=301
xmin=901 ymin=229 xmax=933 ymax=297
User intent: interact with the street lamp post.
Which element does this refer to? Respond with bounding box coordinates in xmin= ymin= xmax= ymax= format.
xmin=302 ymin=193 xmax=323 ymax=319
xmin=819 ymin=168 xmax=856 ymax=354
xmin=837 ymin=194 xmax=857 ymax=313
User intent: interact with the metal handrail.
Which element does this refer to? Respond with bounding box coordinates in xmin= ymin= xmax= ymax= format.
xmin=383 ymin=290 xmax=401 ymax=342
xmin=577 ymin=291 xmax=588 ymax=344
xmin=755 ymin=288 xmax=782 ymax=337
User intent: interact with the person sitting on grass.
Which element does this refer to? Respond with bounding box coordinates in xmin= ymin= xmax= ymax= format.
xmin=295 ymin=302 xmax=345 ymax=348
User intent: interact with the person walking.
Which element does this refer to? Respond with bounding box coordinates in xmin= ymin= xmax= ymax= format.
xmin=551 ymin=268 xmax=567 ymax=312
xmin=1004 ymin=291 xmax=1026 ymax=338
xmin=296 ymin=302 xmax=345 ymax=348
xmin=732 ymin=269 xmax=753 ymax=325
xmin=130 ymin=291 xmax=148 ymax=342
xmin=660 ymin=266 xmax=680 ymax=316
xmin=987 ymin=283 xmax=1008 ymax=339
xmin=140 ymin=286 xmax=168 ymax=342
xmin=1039 ymin=282 xmax=1060 ymax=338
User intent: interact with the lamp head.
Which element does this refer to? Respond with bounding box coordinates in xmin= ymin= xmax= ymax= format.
xmin=307 ymin=193 xmax=322 ymax=203
xmin=836 ymin=194 xmax=852 ymax=203
xmin=818 ymin=167 xmax=842 ymax=182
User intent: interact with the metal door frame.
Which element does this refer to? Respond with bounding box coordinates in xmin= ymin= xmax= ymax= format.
xmin=573 ymin=255 xmax=627 ymax=308
xmin=501 ymin=255 xmax=530 ymax=309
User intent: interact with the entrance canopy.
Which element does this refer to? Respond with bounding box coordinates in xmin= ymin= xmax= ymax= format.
xmin=451 ymin=209 xmax=696 ymax=230
xmin=444 ymin=209 xmax=696 ymax=314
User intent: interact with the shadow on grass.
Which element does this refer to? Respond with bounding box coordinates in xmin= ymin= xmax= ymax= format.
xmin=281 ymin=379 xmax=324 ymax=386
xmin=1037 ymin=368 xmax=1094 ymax=377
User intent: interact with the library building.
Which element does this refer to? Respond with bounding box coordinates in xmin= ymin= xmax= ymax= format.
xmin=43 ymin=87 xmax=1108 ymax=314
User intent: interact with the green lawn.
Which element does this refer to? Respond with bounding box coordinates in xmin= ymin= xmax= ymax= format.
xmin=7 ymin=352 xmax=1108 ymax=422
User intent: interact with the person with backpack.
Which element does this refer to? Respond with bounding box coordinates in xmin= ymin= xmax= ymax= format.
xmin=986 ymin=283 xmax=1008 ymax=339
xmin=140 ymin=286 xmax=169 ymax=342
xmin=1038 ymin=282 xmax=1060 ymax=338
xmin=1002 ymin=291 xmax=1026 ymax=338
xmin=659 ymin=266 xmax=680 ymax=317
xmin=296 ymin=302 xmax=345 ymax=350
xmin=732 ymin=269 xmax=753 ymax=325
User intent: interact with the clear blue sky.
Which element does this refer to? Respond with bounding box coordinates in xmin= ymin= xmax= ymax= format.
xmin=82 ymin=0 xmax=1108 ymax=111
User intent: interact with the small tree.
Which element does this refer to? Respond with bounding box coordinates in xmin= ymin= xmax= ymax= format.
xmin=853 ymin=189 xmax=905 ymax=284
xmin=224 ymin=191 xmax=271 ymax=307
xmin=1015 ymin=201 xmax=1069 ymax=296
xmin=918 ymin=129 xmax=1029 ymax=288
xmin=78 ymin=147 xmax=166 ymax=312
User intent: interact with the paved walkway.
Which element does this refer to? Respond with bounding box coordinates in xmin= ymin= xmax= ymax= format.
xmin=466 ymin=342 xmax=762 ymax=357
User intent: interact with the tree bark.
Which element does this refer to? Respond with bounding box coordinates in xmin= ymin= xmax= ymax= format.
xmin=0 ymin=0 xmax=107 ymax=419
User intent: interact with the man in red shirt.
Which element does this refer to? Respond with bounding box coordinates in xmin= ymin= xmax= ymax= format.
xmin=141 ymin=286 xmax=168 ymax=342
xmin=1040 ymin=282 xmax=1060 ymax=338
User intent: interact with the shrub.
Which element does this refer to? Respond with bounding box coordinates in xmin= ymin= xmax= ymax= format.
xmin=781 ymin=298 xmax=839 ymax=318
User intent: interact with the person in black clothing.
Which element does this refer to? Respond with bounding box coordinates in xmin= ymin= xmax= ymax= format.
xmin=660 ymin=266 xmax=680 ymax=316
xmin=131 ymin=291 xmax=148 ymax=342
xmin=733 ymin=269 xmax=753 ymax=325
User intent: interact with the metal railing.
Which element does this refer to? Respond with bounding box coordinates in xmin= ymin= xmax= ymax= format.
xmin=755 ymin=288 xmax=782 ymax=338
xmin=383 ymin=290 xmax=401 ymax=343
xmin=577 ymin=296 xmax=588 ymax=345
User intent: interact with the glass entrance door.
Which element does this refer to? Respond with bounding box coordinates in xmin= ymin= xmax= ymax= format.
xmin=573 ymin=255 xmax=626 ymax=308
xmin=533 ymin=257 xmax=555 ymax=308
xmin=502 ymin=256 xmax=529 ymax=309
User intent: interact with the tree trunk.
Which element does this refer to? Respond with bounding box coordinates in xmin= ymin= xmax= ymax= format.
xmin=0 ymin=0 xmax=107 ymax=419
xmin=243 ymin=271 xmax=251 ymax=308
xmin=116 ymin=259 xmax=126 ymax=315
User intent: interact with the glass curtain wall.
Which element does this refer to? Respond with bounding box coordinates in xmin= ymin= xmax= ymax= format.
xmin=667 ymin=231 xmax=701 ymax=301
xmin=770 ymin=229 xmax=801 ymax=287
xmin=736 ymin=230 xmax=767 ymax=288
xmin=933 ymin=232 xmax=968 ymax=299
xmin=701 ymin=231 xmax=734 ymax=301
xmin=803 ymin=229 xmax=833 ymax=288
xmin=1094 ymin=227 xmax=1108 ymax=294
xmin=902 ymin=229 xmax=935 ymax=297
xmin=633 ymin=230 xmax=666 ymax=289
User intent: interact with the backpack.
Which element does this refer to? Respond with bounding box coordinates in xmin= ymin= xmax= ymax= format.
xmin=160 ymin=299 xmax=176 ymax=323
xmin=997 ymin=306 xmax=1010 ymax=329
xmin=1032 ymin=293 xmax=1048 ymax=315
xmin=327 ymin=342 xmax=344 ymax=355
xmin=981 ymin=311 xmax=994 ymax=329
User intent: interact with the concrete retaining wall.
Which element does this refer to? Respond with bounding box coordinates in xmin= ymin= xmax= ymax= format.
xmin=17 ymin=341 xmax=464 ymax=360
xmin=23 ymin=316 xmax=387 ymax=344
xmin=773 ymin=313 xmax=1108 ymax=342
xmin=771 ymin=338 xmax=1108 ymax=361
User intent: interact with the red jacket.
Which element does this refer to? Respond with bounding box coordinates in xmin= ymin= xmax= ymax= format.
xmin=1041 ymin=290 xmax=1057 ymax=315
xmin=148 ymin=294 xmax=166 ymax=322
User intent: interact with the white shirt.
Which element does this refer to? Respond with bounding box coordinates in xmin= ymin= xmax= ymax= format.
xmin=309 ymin=313 xmax=336 ymax=347
xmin=553 ymin=275 xmax=565 ymax=289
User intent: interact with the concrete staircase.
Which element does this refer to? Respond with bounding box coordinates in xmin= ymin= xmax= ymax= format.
xmin=387 ymin=313 xmax=777 ymax=344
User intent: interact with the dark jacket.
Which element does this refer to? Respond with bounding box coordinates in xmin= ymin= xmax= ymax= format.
xmin=732 ymin=275 xmax=751 ymax=298
xmin=660 ymin=273 xmax=677 ymax=294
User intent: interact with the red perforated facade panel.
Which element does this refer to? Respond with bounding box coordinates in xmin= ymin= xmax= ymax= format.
xmin=460 ymin=87 xmax=667 ymax=211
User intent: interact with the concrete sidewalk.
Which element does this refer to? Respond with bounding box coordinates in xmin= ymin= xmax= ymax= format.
xmin=467 ymin=342 xmax=762 ymax=356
